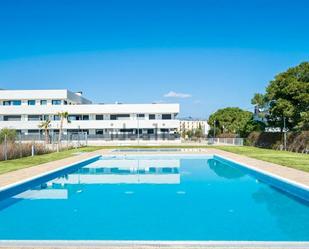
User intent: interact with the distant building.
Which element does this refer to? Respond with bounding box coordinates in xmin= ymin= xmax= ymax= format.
xmin=179 ymin=118 xmax=210 ymax=136
xmin=0 ymin=89 xmax=180 ymax=143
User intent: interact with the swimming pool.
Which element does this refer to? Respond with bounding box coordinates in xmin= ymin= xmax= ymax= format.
xmin=0 ymin=154 xmax=308 ymax=241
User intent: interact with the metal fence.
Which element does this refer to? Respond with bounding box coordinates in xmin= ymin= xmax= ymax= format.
xmin=17 ymin=133 xmax=180 ymax=142
xmin=207 ymin=137 xmax=244 ymax=146
xmin=87 ymin=134 xmax=180 ymax=141
xmin=0 ymin=132 xmax=88 ymax=161
xmin=182 ymin=137 xmax=244 ymax=146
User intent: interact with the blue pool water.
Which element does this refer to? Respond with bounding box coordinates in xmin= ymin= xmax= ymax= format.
xmin=0 ymin=154 xmax=308 ymax=241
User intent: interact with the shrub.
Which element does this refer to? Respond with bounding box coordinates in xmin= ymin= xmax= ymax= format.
xmin=246 ymin=131 xmax=309 ymax=153
xmin=0 ymin=142 xmax=51 ymax=161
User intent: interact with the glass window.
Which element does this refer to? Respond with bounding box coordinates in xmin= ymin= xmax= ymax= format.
xmin=12 ymin=100 xmax=21 ymax=106
xmin=68 ymin=115 xmax=77 ymax=121
xmin=110 ymin=114 xmax=130 ymax=120
xmin=3 ymin=101 xmax=11 ymax=106
xmin=95 ymin=129 xmax=104 ymax=135
xmin=96 ymin=115 xmax=104 ymax=120
xmin=147 ymin=129 xmax=154 ymax=134
xmin=40 ymin=100 xmax=47 ymax=105
xmin=3 ymin=115 xmax=21 ymax=121
xmin=82 ymin=115 xmax=89 ymax=120
xmin=162 ymin=114 xmax=172 ymax=120
xmin=54 ymin=115 xmax=60 ymax=121
xmin=52 ymin=100 xmax=62 ymax=105
xmin=137 ymin=114 xmax=145 ymax=119
xmin=149 ymin=114 xmax=156 ymax=120
xmin=28 ymin=100 xmax=36 ymax=105
xmin=28 ymin=115 xmax=41 ymax=121
xmin=28 ymin=129 xmax=40 ymax=134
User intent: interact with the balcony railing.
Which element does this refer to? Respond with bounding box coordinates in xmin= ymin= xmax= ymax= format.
xmin=16 ymin=133 xmax=181 ymax=142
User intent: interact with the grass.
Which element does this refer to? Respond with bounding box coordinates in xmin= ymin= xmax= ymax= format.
xmin=0 ymin=146 xmax=104 ymax=175
xmin=216 ymin=146 xmax=309 ymax=172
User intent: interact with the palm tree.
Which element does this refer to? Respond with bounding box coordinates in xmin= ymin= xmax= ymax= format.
xmin=57 ymin=111 xmax=70 ymax=151
xmin=38 ymin=119 xmax=51 ymax=145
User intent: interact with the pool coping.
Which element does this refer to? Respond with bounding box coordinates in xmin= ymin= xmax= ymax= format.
xmin=214 ymin=154 xmax=309 ymax=201
xmin=1 ymin=240 xmax=309 ymax=248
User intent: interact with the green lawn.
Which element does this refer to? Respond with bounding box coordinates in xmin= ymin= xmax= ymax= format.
xmin=0 ymin=146 xmax=104 ymax=175
xmin=216 ymin=146 xmax=309 ymax=172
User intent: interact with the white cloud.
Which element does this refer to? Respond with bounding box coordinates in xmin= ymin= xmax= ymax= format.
xmin=164 ymin=91 xmax=192 ymax=98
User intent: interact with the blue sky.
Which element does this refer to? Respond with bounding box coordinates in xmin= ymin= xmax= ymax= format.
xmin=0 ymin=0 xmax=308 ymax=117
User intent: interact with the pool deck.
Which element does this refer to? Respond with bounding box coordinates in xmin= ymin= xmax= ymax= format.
xmin=0 ymin=148 xmax=309 ymax=249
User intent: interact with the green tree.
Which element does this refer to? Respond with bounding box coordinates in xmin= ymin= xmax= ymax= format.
xmin=38 ymin=119 xmax=51 ymax=145
xmin=208 ymin=107 xmax=257 ymax=137
xmin=194 ymin=124 xmax=204 ymax=138
xmin=253 ymin=62 xmax=309 ymax=131
xmin=0 ymin=128 xmax=17 ymax=143
xmin=186 ymin=129 xmax=194 ymax=139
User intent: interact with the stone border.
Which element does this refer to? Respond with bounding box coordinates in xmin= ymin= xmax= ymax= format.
xmin=1 ymin=240 xmax=309 ymax=249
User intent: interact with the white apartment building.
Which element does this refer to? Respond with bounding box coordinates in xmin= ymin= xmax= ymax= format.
xmin=179 ymin=119 xmax=210 ymax=136
xmin=0 ymin=89 xmax=180 ymax=142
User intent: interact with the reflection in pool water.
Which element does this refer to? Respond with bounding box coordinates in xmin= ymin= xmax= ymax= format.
xmin=0 ymin=155 xmax=308 ymax=241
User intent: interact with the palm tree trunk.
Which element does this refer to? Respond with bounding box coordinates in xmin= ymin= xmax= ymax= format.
xmin=45 ymin=128 xmax=49 ymax=145
xmin=58 ymin=118 xmax=64 ymax=151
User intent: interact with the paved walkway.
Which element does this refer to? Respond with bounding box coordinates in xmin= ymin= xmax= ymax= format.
xmin=0 ymin=149 xmax=111 ymax=189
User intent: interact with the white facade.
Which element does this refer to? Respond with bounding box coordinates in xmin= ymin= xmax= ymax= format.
xmin=0 ymin=89 xmax=180 ymax=141
xmin=179 ymin=119 xmax=210 ymax=136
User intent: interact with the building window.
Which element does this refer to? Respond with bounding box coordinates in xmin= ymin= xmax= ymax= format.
xmin=110 ymin=114 xmax=130 ymax=120
xmin=137 ymin=114 xmax=145 ymax=119
xmin=147 ymin=129 xmax=154 ymax=134
xmin=149 ymin=114 xmax=156 ymax=120
xmin=160 ymin=128 xmax=169 ymax=133
xmin=95 ymin=129 xmax=104 ymax=135
xmin=54 ymin=115 xmax=60 ymax=121
xmin=40 ymin=100 xmax=47 ymax=105
xmin=3 ymin=115 xmax=21 ymax=121
xmin=3 ymin=100 xmax=21 ymax=106
xmin=162 ymin=114 xmax=172 ymax=120
xmin=68 ymin=115 xmax=89 ymax=121
xmin=96 ymin=115 xmax=104 ymax=120
xmin=52 ymin=100 xmax=62 ymax=105
xmin=3 ymin=101 xmax=11 ymax=106
xmin=12 ymin=100 xmax=21 ymax=106
xmin=28 ymin=129 xmax=40 ymax=134
xmin=28 ymin=115 xmax=41 ymax=121
xmin=28 ymin=100 xmax=36 ymax=105
xmin=119 ymin=129 xmax=134 ymax=133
